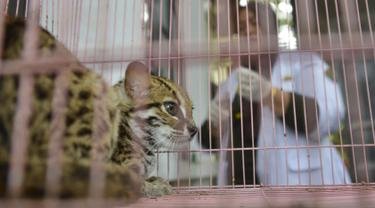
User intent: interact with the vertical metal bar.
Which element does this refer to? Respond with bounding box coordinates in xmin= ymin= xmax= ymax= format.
xmin=253 ymin=0 xmax=261 ymax=188
xmin=51 ymin=0 xmax=55 ymax=35
xmin=322 ymin=0 xmax=347 ymax=185
xmin=197 ymin=0 xmax=203 ymax=188
xmin=41 ymin=0 xmax=47 ymax=28
xmin=141 ymin=1 xmax=147 ymax=60
xmin=5 ymin=0 xmax=9 ymax=13
xmin=22 ymin=0 xmax=40 ymax=60
xmin=364 ymin=0 xmax=375 ymax=145
xmin=356 ymin=0 xmax=372 ymax=182
xmin=215 ymin=0 xmax=222 ymax=155
xmin=360 ymin=0 xmax=375 ymax=186
xmin=295 ymin=0 xmax=316 ymax=48
xmin=333 ymin=0 xmax=358 ymax=183
xmin=57 ymin=0 xmax=70 ymax=47
xmin=59 ymin=0 xmax=67 ymax=45
xmin=177 ymin=0 xmax=181 ymax=85
xmin=55 ymin=0 xmax=61 ymax=39
xmin=282 ymin=0 xmax=302 ymax=185
xmin=109 ymin=0 xmax=119 ymax=83
xmin=46 ymin=0 xmax=51 ymax=29
xmin=234 ymin=0 xmax=241 ymax=188
xmin=89 ymin=81 xmax=110 ymax=198
xmin=313 ymin=0 xmax=326 ymax=185
xmin=148 ymin=0 xmax=155 ymax=72
xmin=176 ymin=0 xmax=181 ymax=188
xmin=167 ymin=0 xmax=174 ymax=184
xmin=7 ymin=0 xmax=40 ymax=196
xmin=347 ymin=0 xmax=369 ymax=182
xmin=187 ymin=0 xmax=192 ymax=188
xmin=294 ymin=0 xmax=310 ymax=185
xmin=38 ymin=0 xmax=42 ymax=17
xmin=120 ymin=0 xmax=127 ymax=77
xmin=67 ymin=0 xmax=73 ymax=48
xmin=92 ymin=0 xmax=101 ymax=73
xmin=25 ymin=0 xmax=29 ymax=17
xmin=66 ymin=0 xmax=78 ymax=49
xmin=207 ymin=0 xmax=213 ymax=188
xmin=340 ymin=0 xmax=359 ymax=33
xmin=99 ymin=0 xmax=110 ymax=75
xmin=242 ymin=0 xmax=250 ymax=187
xmin=156 ymin=0 xmax=164 ymax=178
xmin=167 ymin=0 xmax=173 ymax=79
xmin=45 ymin=71 xmax=69 ymax=197
xmin=302 ymin=0 xmax=316 ymax=185
xmin=281 ymin=39 xmax=293 ymax=186
xmin=157 ymin=0 xmax=163 ymax=76
xmin=64 ymin=0 xmax=70 ymax=45
xmin=226 ymin=0 xmax=234 ymax=188
xmin=272 ymin=0 xmax=290 ymax=185
xmin=264 ymin=0 xmax=272 ymax=187
xmin=158 ymin=1 xmax=164 ymax=180
xmin=215 ymin=0 xmax=224 ymax=187
xmin=340 ymin=0 xmax=367 ymax=183
xmin=6 ymin=73 xmax=34 ymax=198
xmin=15 ymin=0 xmax=20 ymax=16
xmin=72 ymin=0 xmax=83 ymax=55
xmin=130 ymin=0 xmax=136 ymax=60
xmin=0 ymin=0 xmax=7 ymax=63
xmin=83 ymin=0 xmax=93 ymax=60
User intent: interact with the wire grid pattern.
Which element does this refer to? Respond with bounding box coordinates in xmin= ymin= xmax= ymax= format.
xmin=0 ymin=0 xmax=375 ymax=207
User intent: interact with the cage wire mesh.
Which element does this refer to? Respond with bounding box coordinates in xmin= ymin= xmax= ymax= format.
xmin=0 ymin=0 xmax=375 ymax=207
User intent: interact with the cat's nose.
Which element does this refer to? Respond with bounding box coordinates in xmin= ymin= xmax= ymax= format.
xmin=187 ymin=124 xmax=198 ymax=137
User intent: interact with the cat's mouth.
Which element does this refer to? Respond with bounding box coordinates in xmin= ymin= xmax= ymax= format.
xmin=171 ymin=131 xmax=195 ymax=142
xmin=161 ymin=133 xmax=194 ymax=150
xmin=173 ymin=136 xmax=193 ymax=144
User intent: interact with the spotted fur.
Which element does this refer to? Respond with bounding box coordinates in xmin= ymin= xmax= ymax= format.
xmin=0 ymin=18 xmax=196 ymax=199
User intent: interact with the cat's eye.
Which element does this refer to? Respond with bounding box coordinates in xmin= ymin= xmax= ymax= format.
xmin=164 ymin=101 xmax=179 ymax=116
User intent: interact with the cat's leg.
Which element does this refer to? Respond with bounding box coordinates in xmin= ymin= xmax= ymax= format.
xmin=104 ymin=162 xmax=143 ymax=200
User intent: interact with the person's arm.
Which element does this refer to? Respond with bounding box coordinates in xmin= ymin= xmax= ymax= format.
xmin=200 ymin=83 xmax=232 ymax=149
xmin=236 ymin=54 xmax=344 ymax=141
xmin=265 ymin=88 xmax=319 ymax=134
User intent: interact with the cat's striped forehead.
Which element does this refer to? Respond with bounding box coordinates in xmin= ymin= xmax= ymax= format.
xmin=150 ymin=76 xmax=193 ymax=114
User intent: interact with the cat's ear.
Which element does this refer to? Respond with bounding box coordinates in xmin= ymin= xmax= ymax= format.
xmin=124 ymin=61 xmax=151 ymax=100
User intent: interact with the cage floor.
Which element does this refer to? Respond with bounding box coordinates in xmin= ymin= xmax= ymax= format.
xmin=131 ymin=186 xmax=375 ymax=208
xmin=1 ymin=186 xmax=374 ymax=208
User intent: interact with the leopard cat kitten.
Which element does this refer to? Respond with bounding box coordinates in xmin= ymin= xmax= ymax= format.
xmin=0 ymin=18 xmax=197 ymax=198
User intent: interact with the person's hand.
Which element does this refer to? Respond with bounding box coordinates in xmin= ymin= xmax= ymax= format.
xmin=235 ymin=67 xmax=291 ymax=115
xmin=235 ymin=67 xmax=273 ymax=102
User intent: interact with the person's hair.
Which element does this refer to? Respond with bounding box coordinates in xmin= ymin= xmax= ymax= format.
xmin=232 ymin=1 xmax=278 ymax=39
xmin=234 ymin=1 xmax=279 ymax=76
xmin=208 ymin=1 xmax=278 ymax=75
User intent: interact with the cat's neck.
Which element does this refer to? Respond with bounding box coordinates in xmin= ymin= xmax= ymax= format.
xmin=112 ymin=116 xmax=157 ymax=176
xmin=109 ymin=103 xmax=158 ymax=176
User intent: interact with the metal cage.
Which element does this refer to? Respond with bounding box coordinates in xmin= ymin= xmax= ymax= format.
xmin=1 ymin=0 xmax=375 ymax=207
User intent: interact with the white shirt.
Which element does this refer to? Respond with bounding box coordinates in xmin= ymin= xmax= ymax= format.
xmin=256 ymin=52 xmax=351 ymax=185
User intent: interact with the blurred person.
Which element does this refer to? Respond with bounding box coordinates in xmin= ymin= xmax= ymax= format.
xmin=201 ymin=0 xmax=277 ymax=186
xmin=201 ymin=0 xmax=351 ymax=186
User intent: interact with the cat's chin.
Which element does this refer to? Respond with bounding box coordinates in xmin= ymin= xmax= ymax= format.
xmin=167 ymin=143 xmax=191 ymax=151
xmin=161 ymin=136 xmax=192 ymax=150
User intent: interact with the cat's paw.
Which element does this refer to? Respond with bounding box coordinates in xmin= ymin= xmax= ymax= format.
xmin=142 ymin=176 xmax=173 ymax=197
xmin=103 ymin=163 xmax=143 ymax=201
